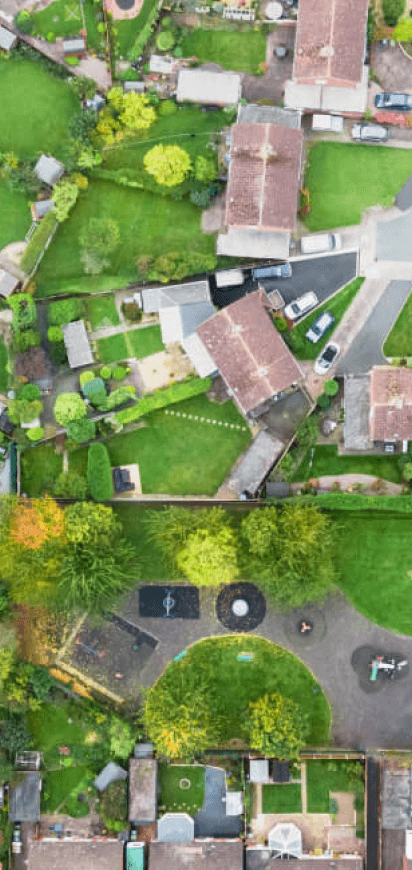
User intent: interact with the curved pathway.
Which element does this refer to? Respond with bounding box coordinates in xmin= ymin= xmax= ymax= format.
xmin=125 ymin=588 xmax=412 ymax=751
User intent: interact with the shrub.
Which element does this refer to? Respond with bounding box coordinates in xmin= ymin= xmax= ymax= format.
xmin=382 ymin=0 xmax=405 ymax=25
xmin=18 ymin=383 xmax=40 ymax=402
xmin=48 ymin=298 xmax=82 ymax=326
xmin=53 ymin=470 xmax=88 ymax=499
xmin=323 ymin=378 xmax=339 ymax=397
xmin=9 ymin=294 xmax=37 ymax=330
xmin=47 ymin=326 xmax=64 ymax=342
xmin=20 ymin=212 xmax=58 ymax=274
xmin=66 ymin=56 xmax=79 ymax=66
xmin=173 ymin=46 xmax=183 ymax=58
xmin=27 ymin=427 xmax=44 ymax=442
xmin=49 ymin=341 xmax=67 ymax=365
xmin=100 ymin=366 xmax=112 ymax=380
xmin=54 ymin=392 xmax=86 ymax=426
xmin=121 ymin=301 xmax=142 ymax=323
xmin=67 ymin=417 xmax=96 ymax=443
xmin=13 ymin=330 xmax=41 ymax=353
xmin=87 ymin=442 xmax=114 ymax=500
xmin=317 ymin=393 xmax=330 ymax=410
xmin=79 ymin=370 xmax=95 ymax=388
xmin=46 ymin=31 xmax=55 ymax=41
xmin=96 ymin=385 xmax=135 ymax=411
xmin=112 ymin=365 xmax=127 ymax=381
xmin=158 ymin=99 xmax=178 ymax=116
xmin=393 ymin=16 xmax=412 ymax=38
xmin=274 ymin=316 xmax=288 ymax=333
xmin=15 ymin=10 xmax=34 ymax=33
xmin=116 ymin=377 xmax=211 ymax=425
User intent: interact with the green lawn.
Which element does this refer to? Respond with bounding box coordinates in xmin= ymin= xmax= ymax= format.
xmin=126 ymin=325 xmax=164 ymax=358
xmin=152 ymin=636 xmax=330 ymax=746
xmin=335 ymin=511 xmax=412 ymax=635
xmin=0 ymin=58 xmax=77 ymax=159
xmin=0 ymin=179 xmax=31 ymax=251
xmin=262 ymin=783 xmax=302 ymax=814
xmin=69 ymin=394 xmax=251 ymax=494
xmin=293 ymin=445 xmax=403 ymax=484
xmin=27 ymin=702 xmax=86 ymax=755
xmin=116 ymin=0 xmax=157 ymax=57
xmin=20 ymin=443 xmax=63 ymax=497
xmin=383 ymin=292 xmax=412 ymax=357
xmin=181 ymin=29 xmax=266 ymax=73
xmin=284 ymin=278 xmax=364 ymax=360
xmin=87 ymin=295 xmax=120 ymax=330
xmin=0 ymin=339 xmax=9 ymax=394
xmin=43 ymin=766 xmax=90 ymax=813
xmin=97 ymin=332 xmax=128 ymax=363
xmin=159 ymin=764 xmax=205 ymax=814
xmin=32 ymin=0 xmax=100 ymax=51
xmin=306 ymin=760 xmax=363 ymax=814
xmin=305 ymin=143 xmax=412 ymax=231
xmin=35 ymin=180 xmax=216 ymax=296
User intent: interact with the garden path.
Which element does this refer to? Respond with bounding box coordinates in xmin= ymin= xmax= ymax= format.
xmin=89 ymin=321 xmax=155 ymax=340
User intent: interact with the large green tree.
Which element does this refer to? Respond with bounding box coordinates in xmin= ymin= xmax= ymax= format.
xmin=144 ymin=144 xmax=191 ymax=187
xmin=176 ymin=527 xmax=238 ymax=587
xmin=145 ymin=506 xmax=235 ymax=577
xmin=54 ymin=392 xmax=86 ymax=427
xmin=144 ymin=681 xmax=215 ymax=760
xmin=249 ymin=692 xmax=309 ymax=759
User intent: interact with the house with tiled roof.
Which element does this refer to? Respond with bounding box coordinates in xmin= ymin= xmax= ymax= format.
xmin=217 ymin=122 xmax=303 ymax=260
xmin=196 ymin=289 xmax=303 ymax=418
xmin=344 ymin=366 xmax=412 ymax=450
xmin=284 ymin=0 xmax=369 ymax=115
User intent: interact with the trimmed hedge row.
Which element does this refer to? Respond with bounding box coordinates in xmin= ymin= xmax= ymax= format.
xmin=276 ymin=493 xmax=412 ymax=512
xmin=20 ymin=212 xmax=58 ymax=274
xmin=115 ymin=376 xmax=212 ymax=426
xmin=128 ymin=2 xmax=161 ymax=60
xmin=87 ymin=442 xmax=113 ymax=501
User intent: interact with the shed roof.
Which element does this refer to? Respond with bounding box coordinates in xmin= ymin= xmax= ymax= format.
xmin=34 ymin=155 xmax=64 ymax=187
xmin=9 ymin=772 xmax=41 ymax=822
xmin=62 ymin=320 xmax=94 ymax=369
xmin=149 ymin=840 xmax=244 ymax=870
xmin=292 ymin=0 xmax=369 ymax=87
xmin=124 ymin=81 xmax=146 ymax=93
xmin=157 ymin=813 xmax=194 ymax=842
xmin=249 ymin=758 xmax=270 ymax=783
xmin=0 ymin=25 xmax=17 ymax=51
xmin=225 ymin=123 xmax=303 ymax=234
xmin=94 ymin=761 xmax=128 ymax=792
xmin=129 ymin=758 xmax=157 ymax=824
xmin=227 ymin=431 xmax=283 ymax=496
xmin=63 ymin=36 xmax=86 ymax=53
xmin=159 ymin=300 xmax=215 ymax=345
xmin=142 ymin=281 xmax=210 ymax=313
xmin=196 ymin=290 xmax=302 ymax=416
xmin=33 ymin=199 xmax=54 ymax=220
xmin=370 ymin=366 xmax=412 ymax=441
xmin=181 ymin=332 xmax=216 ymax=378
xmin=0 ymin=269 xmax=19 ymax=298
xmin=237 ymin=104 xmax=301 ymax=129
xmin=177 ymin=69 xmax=241 ymax=106
xmin=27 ymin=838 xmax=124 ymax=870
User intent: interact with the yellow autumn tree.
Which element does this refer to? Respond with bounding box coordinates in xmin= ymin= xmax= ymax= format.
xmin=9 ymin=497 xmax=65 ymax=551
xmin=143 ymin=144 xmax=191 ymax=187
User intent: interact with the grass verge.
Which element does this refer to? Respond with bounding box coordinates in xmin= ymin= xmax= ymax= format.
xmin=383 ymin=291 xmax=412 ymax=357
xmin=284 ymin=278 xmax=364 ymax=360
xmin=293 ymin=445 xmax=403 ymax=484
xmin=159 ymin=764 xmax=205 ymax=814
xmin=0 ymin=179 xmax=31 ymax=252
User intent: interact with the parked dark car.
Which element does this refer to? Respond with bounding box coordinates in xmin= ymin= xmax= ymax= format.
xmin=252 ymin=263 xmax=292 ymax=280
xmin=374 ymin=93 xmax=412 ymax=110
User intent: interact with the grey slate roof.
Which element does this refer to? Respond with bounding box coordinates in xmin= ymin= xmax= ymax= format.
xmin=142 ymin=281 xmax=210 ymax=314
xmin=63 ymin=36 xmax=86 ymax=54
xmin=343 ymin=373 xmax=371 ymax=451
xmin=34 ymin=155 xmax=64 ymax=187
xmin=33 ymin=199 xmax=54 ymax=220
xmin=62 ymin=320 xmax=94 ymax=369
xmin=157 ymin=813 xmax=194 ymax=843
xmin=217 ymin=228 xmax=290 ymax=260
xmin=9 ymin=772 xmax=41 ymax=822
xmin=0 ymin=269 xmax=19 ymax=298
xmin=237 ymin=104 xmax=301 ymax=129
xmin=227 ymin=431 xmax=283 ymax=496
xmin=94 ymin=761 xmax=128 ymax=793
xmin=159 ymin=300 xmax=215 ymax=344
xmin=0 ymin=25 xmax=17 ymax=51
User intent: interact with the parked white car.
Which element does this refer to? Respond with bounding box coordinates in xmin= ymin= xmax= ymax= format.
xmin=314 ymin=341 xmax=340 ymax=375
xmin=351 ymin=123 xmax=388 ymax=142
xmin=284 ymin=291 xmax=318 ymax=321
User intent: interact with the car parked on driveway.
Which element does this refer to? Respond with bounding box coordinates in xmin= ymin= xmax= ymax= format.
xmin=374 ymin=93 xmax=412 ymax=110
xmin=12 ymin=824 xmax=22 ymax=855
xmin=314 ymin=341 xmax=340 ymax=374
xmin=351 ymin=123 xmax=388 ymax=142
xmin=284 ymin=291 xmax=318 ymax=320
xmin=252 ymin=263 xmax=292 ymax=280
xmin=306 ymin=311 xmax=335 ymax=344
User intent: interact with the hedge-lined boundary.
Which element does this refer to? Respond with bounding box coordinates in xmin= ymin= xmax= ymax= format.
xmin=128 ymin=0 xmax=161 ymax=60
xmin=87 ymin=442 xmax=114 ymax=501
xmin=115 ymin=376 xmax=212 ymax=425
xmin=21 ymin=211 xmax=58 ymax=275
xmin=274 ymin=493 xmax=412 ymax=512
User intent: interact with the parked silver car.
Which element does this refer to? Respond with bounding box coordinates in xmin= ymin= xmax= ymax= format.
xmin=284 ymin=291 xmax=318 ymax=321
xmin=351 ymin=123 xmax=388 ymax=142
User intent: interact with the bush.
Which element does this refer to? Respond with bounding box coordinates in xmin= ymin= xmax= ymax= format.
xmin=13 ymin=329 xmax=41 ymax=353
xmin=49 ymin=341 xmax=67 ymax=365
xmin=27 ymin=427 xmax=44 ymax=442
xmin=47 ymin=326 xmax=64 ymax=343
xmin=9 ymin=294 xmax=37 ymax=331
xmin=382 ymin=0 xmax=405 ymax=25
xmin=393 ymin=16 xmax=412 ymax=38
xmin=48 ymin=297 xmax=82 ymax=326
xmin=54 ymin=392 xmax=87 ymax=426
xmin=112 ymin=365 xmax=127 ymax=381
xmin=158 ymin=99 xmax=178 ymax=116
xmin=274 ymin=316 xmax=288 ymax=333
xmin=102 ymin=780 xmax=127 ymax=821
xmin=19 ymin=212 xmax=58 ymax=274
xmin=317 ymin=394 xmax=330 ymax=410
xmin=116 ymin=377 xmax=211 ymax=425
xmin=121 ymin=301 xmax=142 ymax=323
xmin=46 ymin=31 xmax=55 ymax=42
xmin=323 ymin=378 xmax=339 ymax=397
xmin=96 ymin=385 xmax=135 ymax=411
xmin=15 ymin=10 xmax=34 ymax=33
xmin=100 ymin=366 xmax=112 ymax=380
xmin=173 ymin=46 xmax=183 ymax=58
xmin=87 ymin=442 xmax=114 ymax=500
xmin=79 ymin=370 xmax=95 ymax=388
xmin=53 ymin=470 xmax=88 ymax=499
xmin=67 ymin=417 xmax=96 ymax=443
xmin=66 ymin=56 xmax=79 ymax=66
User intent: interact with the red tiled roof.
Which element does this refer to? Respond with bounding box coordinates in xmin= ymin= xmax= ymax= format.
xmin=196 ymin=290 xmax=302 ymax=415
xmin=293 ymin=0 xmax=369 ymax=87
xmin=370 ymin=366 xmax=412 ymax=441
xmin=225 ymin=124 xmax=303 ymax=233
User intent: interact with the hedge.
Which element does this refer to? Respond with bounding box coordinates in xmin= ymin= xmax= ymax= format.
xmin=20 ymin=212 xmax=58 ymax=274
xmin=97 ymin=385 xmax=136 ymax=412
xmin=128 ymin=2 xmax=161 ymax=60
xmin=274 ymin=493 xmax=412 ymax=512
xmin=48 ymin=297 xmax=83 ymax=326
xmin=87 ymin=442 xmax=114 ymax=501
xmin=115 ymin=377 xmax=212 ymax=425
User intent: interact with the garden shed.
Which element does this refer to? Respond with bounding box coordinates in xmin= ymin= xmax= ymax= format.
xmin=62 ymin=320 xmax=94 ymax=369
xmin=94 ymin=761 xmax=128 ymax=793
xmin=32 ymin=199 xmax=54 ymax=221
xmin=63 ymin=36 xmax=86 ymax=57
xmin=34 ymin=155 xmax=64 ymax=187
xmin=9 ymin=771 xmax=41 ymax=822
xmin=177 ymin=69 xmax=241 ymax=106
xmin=0 ymin=25 xmax=17 ymax=51
xmin=0 ymin=269 xmax=19 ymax=298
xmin=249 ymin=758 xmax=270 ymax=784
xmin=129 ymin=758 xmax=157 ymax=824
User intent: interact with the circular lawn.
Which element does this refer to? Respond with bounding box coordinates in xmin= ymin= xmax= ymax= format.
xmin=150 ymin=635 xmax=330 ymax=747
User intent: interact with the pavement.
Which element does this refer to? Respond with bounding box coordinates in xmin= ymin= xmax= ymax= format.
xmin=377 ymin=208 xmax=412 ymax=261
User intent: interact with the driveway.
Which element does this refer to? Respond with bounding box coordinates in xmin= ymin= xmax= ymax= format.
xmin=336 ymin=280 xmax=412 ymax=375
xmin=211 ymin=252 xmax=358 ymax=309
xmin=377 ymin=208 xmax=412 ymax=261
xmin=371 ymin=42 xmax=412 ymax=94
xmin=194 ymin=767 xmax=242 ymax=838
xmin=242 ymin=25 xmax=295 ymax=105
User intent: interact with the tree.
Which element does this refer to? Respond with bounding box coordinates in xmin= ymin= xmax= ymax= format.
xmin=144 ymin=145 xmax=191 ymax=187
xmin=69 ymin=75 xmax=97 ymax=101
xmin=0 ymin=715 xmax=33 ymax=760
xmin=323 ymin=379 xmax=339 ymax=397
xmin=107 ymin=86 xmax=125 ymax=112
xmin=9 ymin=294 xmax=36 ymax=331
xmin=9 ymin=497 xmax=65 ymax=551
xmin=8 ymin=163 xmax=41 ymax=198
xmin=68 ymin=110 xmax=98 ymax=143
xmin=77 ymin=146 xmax=103 ymax=169
xmin=249 ymin=692 xmax=309 ymax=759
xmin=79 ymin=218 xmax=120 ymax=257
xmin=12 ymin=329 xmax=41 ymax=354
xmin=53 ymin=471 xmax=88 ymax=499
xmin=382 ymin=0 xmax=404 ymax=25
xmin=47 ymin=326 xmax=64 ymax=343
xmin=177 ymin=527 xmax=238 ymax=587
xmin=18 ymin=383 xmax=40 ymax=402
xmin=119 ymin=92 xmax=156 ymax=132
xmin=54 ymin=392 xmax=87 ymax=426
xmin=144 ymin=682 xmax=214 ymax=759
xmin=7 ymin=397 xmax=43 ymax=425
xmin=14 ymin=347 xmax=51 ymax=381
xmin=87 ymin=442 xmax=113 ymax=500
xmin=194 ymin=155 xmax=216 ymax=183
xmin=146 ymin=506 xmax=232 ymax=570
xmin=52 ymin=180 xmax=79 ymax=222
xmin=67 ymin=417 xmax=96 ymax=443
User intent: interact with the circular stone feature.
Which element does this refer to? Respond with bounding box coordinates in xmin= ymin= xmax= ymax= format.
xmin=216 ymin=582 xmax=266 ymax=632
xmin=231 ymin=598 xmax=249 ymax=617
xmin=265 ymin=0 xmax=283 ymax=18
xmin=179 ymin=778 xmax=191 ymax=790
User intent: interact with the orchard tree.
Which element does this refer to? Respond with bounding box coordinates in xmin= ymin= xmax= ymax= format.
xmin=249 ymin=692 xmax=309 ymax=759
xmin=177 ymin=527 xmax=238 ymax=587
xmin=79 ymin=217 xmax=120 ymax=257
xmin=54 ymin=392 xmax=86 ymax=426
xmin=144 ymin=144 xmax=191 ymax=187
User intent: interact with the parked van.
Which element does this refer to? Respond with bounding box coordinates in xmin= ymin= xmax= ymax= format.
xmin=305 ymin=311 xmax=335 ymax=344
xmin=215 ymin=269 xmax=244 ymax=288
xmin=312 ymin=114 xmax=344 ymax=133
xmin=252 ymin=263 xmax=292 ymax=280
xmin=300 ymin=233 xmax=342 ymax=255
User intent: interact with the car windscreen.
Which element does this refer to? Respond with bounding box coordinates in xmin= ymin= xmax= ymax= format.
xmin=322 ymin=347 xmax=337 ymax=362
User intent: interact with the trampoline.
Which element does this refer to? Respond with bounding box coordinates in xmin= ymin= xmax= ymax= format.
xmin=139 ymin=586 xmax=200 ymax=619
xmin=216 ymin=582 xmax=266 ymax=632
